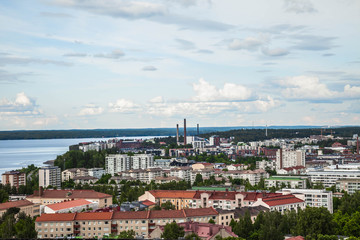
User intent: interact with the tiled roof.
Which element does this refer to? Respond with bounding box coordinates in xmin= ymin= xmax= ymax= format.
xmin=141 ymin=200 xmax=156 ymax=206
xmin=149 ymin=210 xmax=185 ymax=219
xmin=113 ymin=211 xmax=148 ymax=219
xmin=149 ymin=190 xmax=196 ymax=199
xmin=46 ymin=199 xmax=92 ymax=211
xmin=183 ymin=207 xmax=218 ymax=217
xmin=0 ymin=200 xmax=34 ymax=210
xmin=28 ymin=189 xmax=111 ymax=199
xmin=75 ymin=212 xmax=113 ymax=220
xmin=36 ymin=213 xmax=76 ymax=222
xmin=243 ymin=192 xmax=282 ymax=201
xmin=262 ymin=194 xmax=304 ymax=207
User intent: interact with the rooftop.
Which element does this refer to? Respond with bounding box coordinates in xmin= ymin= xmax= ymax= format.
xmin=262 ymin=194 xmax=304 ymax=207
xmin=46 ymin=199 xmax=93 ymax=211
xmin=27 ymin=189 xmax=111 ymax=199
xmin=0 ymin=200 xmax=34 ymax=210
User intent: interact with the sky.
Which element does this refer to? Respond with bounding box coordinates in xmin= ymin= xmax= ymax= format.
xmin=0 ymin=0 xmax=359 ymax=130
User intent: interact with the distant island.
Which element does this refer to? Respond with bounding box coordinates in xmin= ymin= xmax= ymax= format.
xmin=0 ymin=125 xmax=359 ymax=140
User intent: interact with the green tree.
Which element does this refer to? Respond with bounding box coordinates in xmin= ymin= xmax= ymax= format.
xmin=185 ymin=233 xmax=201 ymax=240
xmin=118 ymin=230 xmax=136 ymax=239
xmin=161 ymin=201 xmax=176 ymax=210
xmin=0 ymin=189 xmax=9 ymax=203
xmin=194 ymin=174 xmax=203 ymax=186
xmin=161 ymin=221 xmax=185 ymax=240
xmin=343 ymin=211 xmax=360 ymax=237
xmin=0 ymin=214 xmax=16 ymax=238
xmin=14 ymin=215 xmax=37 ymax=239
xmin=208 ymin=218 xmax=216 ymax=224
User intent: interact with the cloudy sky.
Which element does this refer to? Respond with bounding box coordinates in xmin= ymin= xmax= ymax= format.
xmin=0 ymin=0 xmax=359 ymax=130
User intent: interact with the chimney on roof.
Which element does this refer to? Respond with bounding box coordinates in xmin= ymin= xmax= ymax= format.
xmin=176 ymin=124 xmax=179 ymax=146
xmin=184 ymin=119 xmax=187 ymax=145
xmin=197 ymin=124 xmax=199 ymax=136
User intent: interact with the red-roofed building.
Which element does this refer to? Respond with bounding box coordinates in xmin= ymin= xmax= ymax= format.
xmin=0 ymin=199 xmax=40 ymax=218
xmin=252 ymin=194 xmax=305 ymax=213
xmin=26 ymin=189 xmax=112 ymax=208
xmin=44 ymin=199 xmax=98 ymax=214
xmin=35 ymin=208 xmax=219 ymax=239
xmin=139 ymin=190 xmax=282 ymax=210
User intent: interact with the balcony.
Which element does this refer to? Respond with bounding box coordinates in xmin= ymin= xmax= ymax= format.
xmin=111 ymin=229 xmax=117 ymax=233
xmin=73 ymin=224 xmax=80 ymax=228
xmin=111 ymin=224 xmax=117 ymax=228
xmin=73 ymin=230 xmax=80 ymax=234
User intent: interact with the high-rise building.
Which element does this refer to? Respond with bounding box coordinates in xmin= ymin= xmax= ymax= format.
xmin=105 ymin=154 xmax=154 ymax=175
xmin=39 ymin=166 xmax=61 ymax=189
xmin=276 ymin=149 xmax=305 ymax=170
xmin=1 ymin=171 xmax=26 ymax=189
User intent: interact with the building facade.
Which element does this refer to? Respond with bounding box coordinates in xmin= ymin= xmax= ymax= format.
xmin=105 ymin=154 xmax=154 ymax=175
xmin=1 ymin=171 xmax=26 ymax=189
xmin=39 ymin=166 xmax=61 ymax=189
xmin=276 ymin=149 xmax=305 ymax=170
xmin=336 ymin=178 xmax=360 ymax=194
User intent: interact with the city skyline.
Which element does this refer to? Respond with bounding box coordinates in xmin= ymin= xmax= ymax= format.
xmin=0 ymin=0 xmax=359 ymax=130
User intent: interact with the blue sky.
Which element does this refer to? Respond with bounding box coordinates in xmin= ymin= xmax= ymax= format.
xmin=0 ymin=0 xmax=359 ymax=130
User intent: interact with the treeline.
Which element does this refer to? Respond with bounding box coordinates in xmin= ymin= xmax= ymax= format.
xmin=201 ymin=127 xmax=360 ymax=143
xmin=0 ymin=208 xmax=37 ymax=239
xmin=54 ymin=150 xmax=110 ymax=170
xmin=0 ymin=127 xmax=240 ymax=140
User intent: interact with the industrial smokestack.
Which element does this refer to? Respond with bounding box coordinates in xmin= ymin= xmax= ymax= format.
xmin=184 ymin=119 xmax=187 ymax=145
xmin=176 ymin=124 xmax=179 ymax=145
xmin=197 ymin=124 xmax=199 ymax=136
xmin=280 ymin=149 xmax=283 ymax=169
xmin=357 ymin=136 xmax=359 ymax=155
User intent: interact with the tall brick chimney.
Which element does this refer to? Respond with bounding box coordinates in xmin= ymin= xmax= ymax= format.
xmin=184 ymin=119 xmax=187 ymax=145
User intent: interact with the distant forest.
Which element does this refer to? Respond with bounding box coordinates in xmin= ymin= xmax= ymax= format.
xmin=200 ymin=126 xmax=360 ymax=143
xmin=0 ymin=126 xmax=359 ymax=140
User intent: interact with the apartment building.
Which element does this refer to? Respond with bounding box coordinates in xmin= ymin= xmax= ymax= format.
xmin=221 ymin=169 xmax=269 ymax=185
xmin=39 ymin=166 xmax=61 ymax=189
xmin=121 ymin=168 xmax=164 ymax=184
xmin=277 ymin=188 xmax=333 ymax=213
xmin=336 ymin=178 xmax=360 ymax=194
xmin=61 ymin=168 xmax=88 ymax=182
xmin=1 ymin=171 xmax=26 ymax=189
xmin=0 ymin=200 xmax=40 ymax=218
xmin=105 ymin=154 xmax=154 ymax=175
xmin=169 ymin=167 xmax=192 ymax=182
xmin=265 ymin=176 xmax=308 ymax=189
xmin=26 ymin=189 xmax=112 ymax=208
xmin=35 ymin=208 xmax=219 ymax=239
xmin=276 ymin=149 xmax=305 ymax=170
xmin=44 ymin=199 xmax=98 ymax=214
xmin=139 ymin=190 xmax=282 ymax=210
xmin=308 ymin=170 xmax=360 ymax=188
xmin=252 ymin=194 xmax=305 ymax=213
xmin=88 ymin=168 xmax=105 ymax=179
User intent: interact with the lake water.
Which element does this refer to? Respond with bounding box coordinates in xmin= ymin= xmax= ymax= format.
xmin=0 ymin=136 xmax=157 ymax=175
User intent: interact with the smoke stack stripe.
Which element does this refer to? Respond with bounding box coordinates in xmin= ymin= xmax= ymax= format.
xmin=184 ymin=119 xmax=187 ymax=145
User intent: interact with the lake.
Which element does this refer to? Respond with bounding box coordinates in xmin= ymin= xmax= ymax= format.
xmin=0 ymin=136 xmax=157 ymax=175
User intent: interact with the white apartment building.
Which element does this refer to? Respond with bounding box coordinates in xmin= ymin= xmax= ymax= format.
xmin=105 ymin=154 xmax=131 ymax=175
xmin=39 ymin=166 xmax=61 ymax=189
xmin=308 ymin=170 xmax=360 ymax=188
xmin=61 ymin=168 xmax=88 ymax=182
xmin=88 ymin=168 xmax=105 ymax=179
xmin=265 ymin=176 xmax=307 ymax=189
xmin=169 ymin=167 xmax=192 ymax=182
xmin=222 ymin=169 xmax=269 ymax=186
xmin=278 ymin=189 xmax=333 ymax=213
xmin=276 ymin=149 xmax=305 ymax=170
xmin=132 ymin=154 xmax=154 ymax=170
xmin=336 ymin=178 xmax=360 ymax=194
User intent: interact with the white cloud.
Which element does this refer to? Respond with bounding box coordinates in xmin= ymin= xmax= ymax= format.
xmin=94 ymin=49 xmax=125 ymax=59
xmin=193 ymin=78 xmax=253 ymax=101
xmin=284 ymin=0 xmax=317 ymax=14
xmin=279 ymin=76 xmax=335 ymax=100
xmin=228 ymin=36 xmax=267 ymax=51
xmin=142 ymin=66 xmax=157 ymax=71
xmin=343 ymin=84 xmax=360 ymax=98
xmin=149 ymin=96 xmax=164 ymax=103
xmin=262 ymin=47 xmax=289 ymax=56
xmin=0 ymin=92 xmax=41 ymax=115
xmin=279 ymin=76 xmax=360 ymax=101
xmin=108 ymin=99 xmax=139 ymax=113
xmin=33 ymin=116 xmax=59 ymax=126
xmin=78 ymin=104 xmax=104 ymax=116
xmin=52 ymin=0 xmax=167 ymax=19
